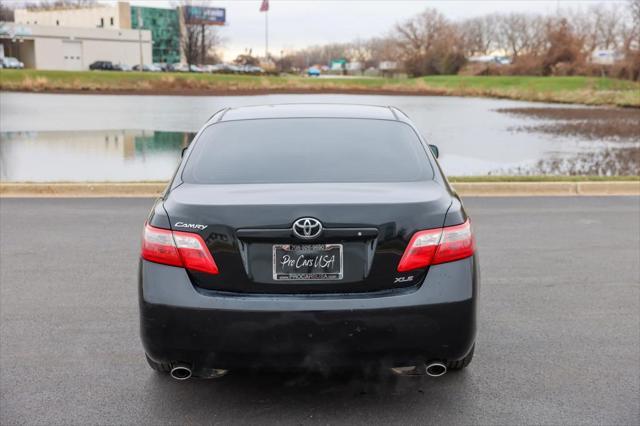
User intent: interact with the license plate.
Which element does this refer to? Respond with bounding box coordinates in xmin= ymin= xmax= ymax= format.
xmin=272 ymin=244 xmax=343 ymax=281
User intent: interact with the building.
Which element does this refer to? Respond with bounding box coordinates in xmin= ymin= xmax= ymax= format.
xmin=468 ymin=55 xmax=511 ymax=65
xmin=130 ymin=6 xmax=181 ymax=64
xmin=9 ymin=1 xmax=177 ymax=67
xmin=591 ymin=50 xmax=624 ymax=65
xmin=7 ymin=2 xmax=224 ymax=69
xmin=14 ymin=2 xmax=131 ymax=30
xmin=0 ymin=22 xmax=151 ymax=70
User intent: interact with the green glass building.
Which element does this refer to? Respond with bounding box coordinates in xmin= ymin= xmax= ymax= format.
xmin=130 ymin=6 xmax=181 ymax=64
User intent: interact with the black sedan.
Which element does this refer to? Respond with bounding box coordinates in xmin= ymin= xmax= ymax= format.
xmin=88 ymin=61 xmax=115 ymax=71
xmin=139 ymin=104 xmax=478 ymax=380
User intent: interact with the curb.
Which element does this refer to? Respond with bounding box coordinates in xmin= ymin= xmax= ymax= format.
xmin=452 ymin=181 xmax=640 ymax=196
xmin=1 ymin=181 xmax=639 ymax=198
xmin=0 ymin=183 xmax=166 ymax=197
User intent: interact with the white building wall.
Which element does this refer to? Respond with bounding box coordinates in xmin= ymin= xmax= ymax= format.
xmin=1 ymin=24 xmax=151 ymax=70
xmin=33 ymin=37 xmax=64 ymax=69
xmin=81 ymin=38 xmax=151 ymax=68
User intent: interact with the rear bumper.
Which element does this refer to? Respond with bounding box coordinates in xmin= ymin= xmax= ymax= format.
xmin=139 ymin=256 xmax=478 ymax=371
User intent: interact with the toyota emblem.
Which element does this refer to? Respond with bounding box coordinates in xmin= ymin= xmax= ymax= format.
xmin=292 ymin=218 xmax=323 ymax=239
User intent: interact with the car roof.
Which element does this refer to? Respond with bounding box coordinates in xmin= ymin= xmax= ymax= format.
xmin=212 ymin=104 xmax=403 ymax=123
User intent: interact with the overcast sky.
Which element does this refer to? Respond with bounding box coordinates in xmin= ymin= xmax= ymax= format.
xmin=124 ymin=0 xmax=626 ymax=60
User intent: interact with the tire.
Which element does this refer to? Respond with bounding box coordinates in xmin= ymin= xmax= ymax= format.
xmin=447 ymin=344 xmax=475 ymax=371
xmin=145 ymin=354 xmax=171 ymax=373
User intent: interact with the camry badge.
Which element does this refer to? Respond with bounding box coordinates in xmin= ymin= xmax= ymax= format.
xmin=292 ymin=218 xmax=322 ymax=239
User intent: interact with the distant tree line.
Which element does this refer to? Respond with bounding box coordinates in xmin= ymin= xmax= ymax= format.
xmin=2 ymin=0 xmax=638 ymax=79
xmin=279 ymin=1 xmax=640 ymax=80
xmin=18 ymin=0 xmax=97 ymax=11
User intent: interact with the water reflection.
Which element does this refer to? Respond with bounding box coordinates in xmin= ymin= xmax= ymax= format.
xmin=1 ymin=127 xmax=637 ymax=181
xmin=504 ymin=145 xmax=640 ymax=176
xmin=1 ymin=93 xmax=638 ymax=181
xmin=0 ymin=130 xmax=194 ymax=182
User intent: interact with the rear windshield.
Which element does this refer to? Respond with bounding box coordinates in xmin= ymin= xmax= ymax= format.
xmin=182 ymin=118 xmax=433 ymax=184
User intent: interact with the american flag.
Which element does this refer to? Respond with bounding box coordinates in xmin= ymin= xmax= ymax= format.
xmin=260 ymin=0 xmax=269 ymax=12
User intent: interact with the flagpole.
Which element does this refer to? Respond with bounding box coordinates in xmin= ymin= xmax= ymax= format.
xmin=265 ymin=9 xmax=269 ymax=59
xmin=260 ymin=0 xmax=269 ymax=60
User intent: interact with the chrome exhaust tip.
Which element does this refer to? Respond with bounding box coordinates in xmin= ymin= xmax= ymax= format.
xmin=170 ymin=364 xmax=192 ymax=380
xmin=425 ymin=362 xmax=447 ymax=377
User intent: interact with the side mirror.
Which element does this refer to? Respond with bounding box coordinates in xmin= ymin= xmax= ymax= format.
xmin=181 ymin=147 xmax=188 ymax=158
xmin=429 ymin=144 xmax=439 ymax=159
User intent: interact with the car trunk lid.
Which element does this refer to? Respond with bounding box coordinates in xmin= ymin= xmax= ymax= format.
xmin=163 ymin=180 xmax=451 ymax=294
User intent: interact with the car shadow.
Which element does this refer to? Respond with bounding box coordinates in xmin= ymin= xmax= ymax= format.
xmin=140 ymin=367 xmax=474 ymax=422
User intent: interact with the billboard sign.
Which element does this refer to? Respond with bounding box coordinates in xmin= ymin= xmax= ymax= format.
xmin=184 ymin=6 xmax=226 ymax=26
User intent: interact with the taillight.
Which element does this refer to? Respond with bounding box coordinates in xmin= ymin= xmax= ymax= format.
xmin=397 ymin=219 xmax=475 ymax=272
xmin=141 ymin=225 xmax=182 ymax=267
xmin=142 ymin=224 xmax=219 ymax=275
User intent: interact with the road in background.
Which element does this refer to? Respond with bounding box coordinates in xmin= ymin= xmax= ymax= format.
xmin=1 ymin=197 xmax=638 ymax=425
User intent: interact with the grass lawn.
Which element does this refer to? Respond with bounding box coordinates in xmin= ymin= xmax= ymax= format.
xmin=1 ymin=69 xmax=638 ymax=107
xmin=448 ymin=175 xmax=640 ymax=183
xmin=420 ymin=75 xmax=638 ymax=91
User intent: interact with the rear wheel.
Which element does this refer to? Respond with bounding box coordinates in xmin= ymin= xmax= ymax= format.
xmin=145 ymin=354 xmax=171 ymax=373
xmin=447 ymin=344 xmax=475 ymax=371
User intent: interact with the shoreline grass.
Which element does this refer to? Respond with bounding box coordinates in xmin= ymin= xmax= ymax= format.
xmin=1 ymin=70 xmax=638 ymax=107
xmin=2 ymin=176 xmax=638 ymax=184
xmin=447 ymin=175 xmax=640 ymax=182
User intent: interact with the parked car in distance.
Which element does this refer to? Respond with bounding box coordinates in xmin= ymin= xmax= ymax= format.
xmin=154 ymin=63 xmax=173 ymax=72
xmin=207 ymin=63 xmax=228 ymax=73
xmin=89 ymin=60 xmax=116 ymax=71
xmin=132 ymin=64 xmax=162 ymax=72
xmin=2 ymin=57 xmax=25 ymax=69
xmin=200 ymin=64 xmax=217 ymax=73
xmin=172 ymin=63 xmax=189 ymax=72
xmin=240 ymin=65 xmax=264 ymax=74
xmin=140 ymin=104 xmax=478 ymax=380
xmin=115 ymin=63 xmax=132 ymax=72
xmin=307 ymin=67 xmax=321 ymax=77
xmin=173 ymin=63 xmax=205 ymax=73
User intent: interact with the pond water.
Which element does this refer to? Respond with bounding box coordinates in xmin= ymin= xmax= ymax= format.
xmin=0 ymin=92 xmax=634 ymax=182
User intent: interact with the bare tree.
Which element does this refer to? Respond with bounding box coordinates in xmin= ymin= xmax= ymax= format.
xmin=24 ymin=0 xmax=97 ymax=11
xmin=541 ymin=18 xmax=585 ymax=75
xmin=631 ymin=0 xmax=640 ymax=27
xmin=234 ymin=52 xmax=259 ymax=66
xmin=346 ymin=39 xmax=372 ymax=74
xmin=622 ymin=0 xmax=640 ymax=80
xmin=287 ymin=43 xmax=351 ymax=70
xmin=368 ymin=36 xmax=400 ymax=64
xmin=180 ymin=6 xmax=223 ymax=68
xmin=564 ymin=8 xmax=598 ymax=55
xmin=496 ymin=13 xmax=547 ymax=58
xmin=629 ymin=0 xmax=640 ymax=49
xmin=460 ymin=14 xmax=498 ymax=56
xmin=394 ymin=8 xmax=465 ymax=76
xmin=0 ymin=3 xmax=14 ymax=21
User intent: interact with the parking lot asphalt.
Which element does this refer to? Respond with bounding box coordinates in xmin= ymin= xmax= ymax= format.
xmin=1 ymin=197 xmax=638 ymax=425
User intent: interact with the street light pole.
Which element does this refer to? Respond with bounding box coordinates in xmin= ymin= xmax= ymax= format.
xmin=137 ymin=8 xmax=144 ymax=71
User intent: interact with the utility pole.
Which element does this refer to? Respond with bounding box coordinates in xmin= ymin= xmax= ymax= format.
xmin=137 ymin=8 xmax=144 ymax=71
xmin=201 ymin=24 xmax=206 ymax=65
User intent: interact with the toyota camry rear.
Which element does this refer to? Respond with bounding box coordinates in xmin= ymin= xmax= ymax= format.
xmin=139 ymin=104 xmax=478 ymax=379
